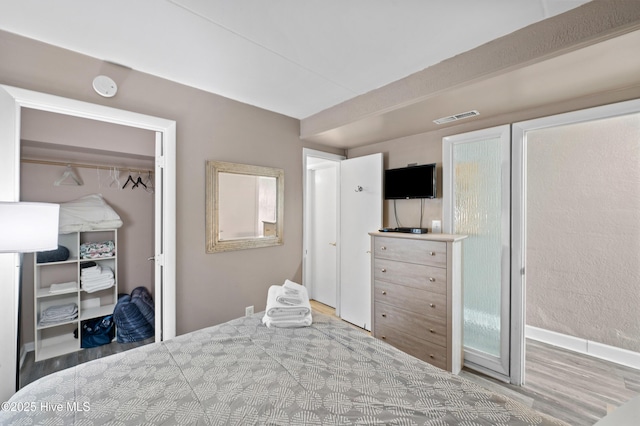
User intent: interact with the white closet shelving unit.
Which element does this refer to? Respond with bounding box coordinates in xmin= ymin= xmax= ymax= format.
xmin=34 ymin=230 xmax=118 ymax=361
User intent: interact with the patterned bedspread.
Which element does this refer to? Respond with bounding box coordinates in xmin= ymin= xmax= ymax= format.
xmin=2 ymin=313 xmax=567 ymax=425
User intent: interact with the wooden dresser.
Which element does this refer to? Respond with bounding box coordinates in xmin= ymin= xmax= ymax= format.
xmin=369 ymin=232 xmax=466 ymax=373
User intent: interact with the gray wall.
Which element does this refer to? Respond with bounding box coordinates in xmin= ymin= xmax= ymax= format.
xmin=0 ymin=29 xmax=342 ymax=336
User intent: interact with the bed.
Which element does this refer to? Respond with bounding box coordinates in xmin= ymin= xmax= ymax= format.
xmin=2 ymin=312 xmax=567 ymax=425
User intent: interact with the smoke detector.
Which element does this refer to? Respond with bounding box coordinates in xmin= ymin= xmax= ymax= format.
xmin=433 ymin=110 xmax=480 ymax=125
xmin=92 ymin=75 xmax=118 ymax=98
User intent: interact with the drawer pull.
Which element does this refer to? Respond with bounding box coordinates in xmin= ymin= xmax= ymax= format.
xmin=381 ymin=335 xmax=386 ymax=340
xmin=381 ymin=313 xmax=387 ymax=318
xmin=429 ymin=277 xmax=436 ymax=282
xmin=429 ymin=303 xmax=435 ymax=308
xmin=429 ymin=251 xmax=436 ymax=256
xmin=381 ymin=246 xmax=387 ymax=250
xmin=381 ymin=291 xmax=387 ymax=295
xmin=429 ymin=328 xmax=435 ymax=333
xmin=381 ymin=268 xmax=387 ymax=273
xmin=429 ymin=354 xmax=435 ymax=359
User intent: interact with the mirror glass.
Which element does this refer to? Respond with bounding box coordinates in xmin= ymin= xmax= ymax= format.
xmin=218 ymin=173 xmax=277 ymax=240
xmin=206 ymin=161 xmax=283 ymax=252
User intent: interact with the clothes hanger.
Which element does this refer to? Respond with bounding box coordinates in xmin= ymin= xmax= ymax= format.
xmin=133 ymin=171 xmax=147 ymax=189
xmin=109 ymin=167 xmax=121 ymax=189
xmin=122 ymin=171 xmax=136 ymax=189
xmin=54 ymin=164 xmax=83 ymax=186
xmin=96 ymin=166 xmax=103 ymax=189
xmin=143 ymin=171 xmax=154 ymax=193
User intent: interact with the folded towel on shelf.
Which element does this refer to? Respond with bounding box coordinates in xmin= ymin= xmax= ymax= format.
xmin=49 ymin=281 xmax=78 ymax=294
xmin=41 ymin=302 xmax=77 ymax=318
xmin=82 ymin=278 xmax=115 ymax=293
xmin=37 ymin=245 xmax=70 ymax=264
xmin=81 ymin=266 xmax=115 ymax=293
xmin=262 ymin=281 xmax=312 ymax=328
xmin=39 ymin=303 xmax=78 ymax=326
xmin=80 ymin=264 xmax=102 ymax=277
xmin=81 ymin=269 xmax=114 ymax=282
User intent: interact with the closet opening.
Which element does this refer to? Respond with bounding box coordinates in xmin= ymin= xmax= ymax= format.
xmin=18 ymin=108 xmax=158 ymax=388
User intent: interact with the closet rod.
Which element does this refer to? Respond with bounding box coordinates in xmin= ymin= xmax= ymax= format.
xmin=21 ymin=158 xmax=153 ymax=174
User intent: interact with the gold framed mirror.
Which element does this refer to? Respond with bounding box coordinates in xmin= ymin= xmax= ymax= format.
xmin=206 ymin=160 xmax=284 ymax=253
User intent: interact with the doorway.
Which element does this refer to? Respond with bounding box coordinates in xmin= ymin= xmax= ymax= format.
xmin=513 ymin=98 xmax=640 ymax=383
xmin=18 ymin=108 xmax=158 ymax=386
xmin=0 ymin=84 xmax=176 ymax=400
xmin=303 ymin=149 xmax=344 ymax=311
xmin=303 ymin=149 xmax=383 ymax=331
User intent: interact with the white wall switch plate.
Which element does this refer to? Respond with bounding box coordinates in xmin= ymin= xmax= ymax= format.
xmin=431 ymin=220 xmax=442 ymax=234
xmin=245 ymin=305 xmax=254 ymax=316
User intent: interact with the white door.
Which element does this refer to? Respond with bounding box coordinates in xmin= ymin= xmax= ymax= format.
xmin=303 ymin=149 xmax=344 ymax=309
xmin=310 ymin=165 xmax=338 ymax=306
xmin=340 ymin=153 xmax=383 ymax=330
xmin=443 ymin=125 xmax=511 ymax=380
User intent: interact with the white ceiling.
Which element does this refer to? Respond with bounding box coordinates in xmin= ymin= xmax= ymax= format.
xmin=0 ymin=0 xmax=590 ymax=119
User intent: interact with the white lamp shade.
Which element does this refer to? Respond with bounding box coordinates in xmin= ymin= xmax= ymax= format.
xmin=0 ymin=202 xmax=60 ymax=253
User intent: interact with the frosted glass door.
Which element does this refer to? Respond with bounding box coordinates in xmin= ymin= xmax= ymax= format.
xmin=443 ymin=125 xmax=511 ymax=378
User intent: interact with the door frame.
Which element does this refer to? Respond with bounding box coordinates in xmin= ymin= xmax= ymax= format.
xmin=0 ymin=84 xmax=176 ymax=399
xmin=511 ymin=97 xmax=640 ymax=385
xmin=302 ymin=148 xmax=345 ymax=313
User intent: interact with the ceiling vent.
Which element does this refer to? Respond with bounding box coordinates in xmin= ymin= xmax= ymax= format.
xmin=433 ymin=110 xmax=480 ymax=125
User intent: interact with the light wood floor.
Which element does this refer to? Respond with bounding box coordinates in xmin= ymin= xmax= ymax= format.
xmin=310 ymin=300 xmax=640 ymax=426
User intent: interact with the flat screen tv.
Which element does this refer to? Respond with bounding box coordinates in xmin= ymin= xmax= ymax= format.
xmin=384 ymin=163 xmax=436 ymax=199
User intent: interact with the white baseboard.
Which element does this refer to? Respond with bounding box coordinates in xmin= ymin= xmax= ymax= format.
xmin=526 ymin=326 xmax=640 ymax=370
xmin=19 ymin=342 xmax=34 ymax=369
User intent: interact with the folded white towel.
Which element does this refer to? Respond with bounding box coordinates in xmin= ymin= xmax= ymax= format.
xmin=82 ymin=277 xmax=113 ymax=286
xmin=283 ymin=279 xmax=305 ymax=293
xmin=275 ymin=279 xmax=309 ymax=306
xmin=82 ymin=278 xmax=115 ymax=293
xmin=81 ymin=272 xmax=114 ymax=284
xmin=265 ymin=285 xmax=311 ymax=318
xmin=81 ymin=266 xmax=113 ymax=283
xmin=49 ymin=281 xmax=78 ymax=294
xmin=276 ymin=291 xmax=302 ymax=306
xmin=81 ymin=265 xmax=102 ymax=276
xmin=262 ymin=312 xmax=312 ymax=328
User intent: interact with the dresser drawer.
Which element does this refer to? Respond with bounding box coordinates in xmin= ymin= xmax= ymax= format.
xmin=374 ymin=237 xmax=446 ymax=268
xmin=374 ymin=281 xmax=446 ymax=318
xmin=374 ymin=301 xmax=447 ymax=347
xmin=373 ymin=258 xmax=446 ymax=294
xmin=374 ymin=323 xmax=447 ymax=370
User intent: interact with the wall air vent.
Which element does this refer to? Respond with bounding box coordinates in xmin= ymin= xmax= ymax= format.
xmin=433 ymin=110 xmax=480 ymax=125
